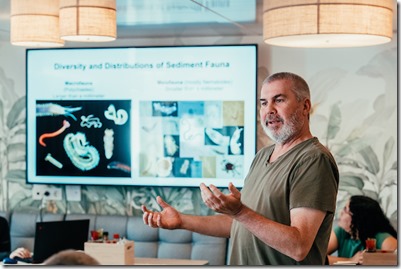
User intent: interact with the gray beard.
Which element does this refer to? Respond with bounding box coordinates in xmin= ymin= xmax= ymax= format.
xmin=261 ymin=110 xmax=304 ymax=144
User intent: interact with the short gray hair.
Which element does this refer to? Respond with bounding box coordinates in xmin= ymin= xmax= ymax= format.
xmin=262 ymin=72 xmax=310 ymax=102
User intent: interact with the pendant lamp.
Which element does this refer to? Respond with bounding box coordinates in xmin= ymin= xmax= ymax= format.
xmin=263 ymin=0 xmax=394 ymax=48
xmin=59 ymin=0 xmax=116 ymax=42
xmin=10 ymin=0 xmax=64 ymax=47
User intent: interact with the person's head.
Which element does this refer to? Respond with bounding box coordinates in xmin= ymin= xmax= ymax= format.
xmin=259 ymin=72 xmax=311 ymax=144
xmin=338 ymin=195 xmax=397 ymax=246
xmin=43 ymin=249 xmax=100 ymax=265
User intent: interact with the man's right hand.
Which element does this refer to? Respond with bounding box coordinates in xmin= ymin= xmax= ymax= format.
xmin=141 ymin=196 xmax=182 ymax=230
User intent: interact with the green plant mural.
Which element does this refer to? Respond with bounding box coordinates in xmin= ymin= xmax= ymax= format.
xmin=0 ymin=67 xmax=28 ymax=211
xmin=0 ymin=46 xmax=397 ymax=230
xmin=309 ymin=48 xmax=397 ymax=225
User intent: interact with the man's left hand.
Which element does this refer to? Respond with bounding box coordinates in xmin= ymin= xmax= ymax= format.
xmin=200 ymin=182 xmax=243 ymax=216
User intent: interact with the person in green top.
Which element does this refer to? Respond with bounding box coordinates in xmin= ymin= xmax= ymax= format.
xmin=142 ymin=72 xmax=339 ymax=265
xmin=327 ymin=195 xmax=397 ymax=265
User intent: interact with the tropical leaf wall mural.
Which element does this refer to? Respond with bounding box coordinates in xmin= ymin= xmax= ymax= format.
xmin=0 ymin=38 xmax=397 ymax=230
xmin=308 ymin=48 xmax=397 ymax=226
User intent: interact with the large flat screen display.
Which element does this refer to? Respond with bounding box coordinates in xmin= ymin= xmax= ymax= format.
xmin=26 ymin=45 xmax=257 ymax=187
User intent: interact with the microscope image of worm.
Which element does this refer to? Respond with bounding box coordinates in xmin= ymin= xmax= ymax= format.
xmin=103 ymin=128 xmax=114 ymax=159
xmin=164 ymin=135 xmax=179 ymax=156
xmin=104 ymin=104 xmax=128 ymax=125
xmin=39 ymin=120 xmax=71 ymax=147
xmin=80 ymin=115 xmax=102 ymax=128
xmin=205 ymin=128 xmax=227 ymax=146
xmin=36 ymin=103 xmax=82 ymax=121
xmin=153 ymin=102 xmax=177 ymax=115
xmin=107 ymin=161 xmax=131 ymax=173
xmin=44 ymin=153 xmax=63 ymax=169
xmin=181 ymin=118 xmax=201 ymax=141
xmin=63 ymin=132 xmax=100 ymax=171
xmin=179 ymin=159 xmax=190 ymax=175
xmin=230 ymin=127 xmax=243 ymax=155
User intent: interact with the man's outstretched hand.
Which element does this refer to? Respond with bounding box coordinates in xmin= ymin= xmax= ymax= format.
xmin=141 ymin=196 xmax=182 ymax=229
xmin=200 ymin=182 xmax=243 ymax=216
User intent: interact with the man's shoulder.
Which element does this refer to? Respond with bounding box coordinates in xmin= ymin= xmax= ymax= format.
xmin=302 ymin=137 xmax=336 ymax=160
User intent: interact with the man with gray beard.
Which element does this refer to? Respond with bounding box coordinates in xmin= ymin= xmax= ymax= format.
xmin=142 ymin=72 xmax=339 ymax=265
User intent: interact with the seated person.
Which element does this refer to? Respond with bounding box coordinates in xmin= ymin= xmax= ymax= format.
xmin=1 ymin=216 xmax=33 ymax=262
xmin=0 ymin=216 xmax=11 ymax=260
xmin=9 ymin=247 xmax=32 ymax=260
xmin=327 ymin=195 xmax=397 ymax=265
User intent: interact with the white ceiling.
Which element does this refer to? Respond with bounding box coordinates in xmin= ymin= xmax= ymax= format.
xmin=0 ymin=0 xmax=397 ymax=43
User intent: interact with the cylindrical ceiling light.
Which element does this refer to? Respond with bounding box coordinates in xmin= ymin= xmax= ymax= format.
xmin=263 ymin=0 xmax=394 ymax=48
xmin=10 ymin=0 xmax=64 ymax=47
xmin=59 ymin=0 xmax=116 ymax=42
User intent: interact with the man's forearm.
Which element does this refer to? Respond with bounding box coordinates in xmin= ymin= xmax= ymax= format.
xmin=232 ymin=205 xmax=325 ymax=262
xmin=180 ymin=214 xmax=232 ymax=238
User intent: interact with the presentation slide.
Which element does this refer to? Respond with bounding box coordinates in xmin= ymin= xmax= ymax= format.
xmin=26 ymin=45 xmax=257 ymax=187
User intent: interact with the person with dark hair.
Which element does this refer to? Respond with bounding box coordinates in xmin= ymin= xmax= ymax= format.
xmin=142 ymin=72 xmax=339 ymax=265
xmin=327 ymin=195 xmax=397 ymax=265
xmin=1 ymin=216 xmax=33 ymax=262
xmin=0 ymin=216 xmax=37 ymax=263
xmin=0 ymin=216 xmax=11 ymax=260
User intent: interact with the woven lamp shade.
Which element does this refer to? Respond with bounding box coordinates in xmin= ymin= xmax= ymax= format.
xmin=10 ymin=0 xmax=64 ymax=47
xmin=263 ymin=0 xmax=393 ymax=48
xmin=59 ymin=0 xmax=116 ymax=42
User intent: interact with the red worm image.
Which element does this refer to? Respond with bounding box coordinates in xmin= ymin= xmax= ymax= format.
xmin=39 ymin=120 xmax=71 ymax=147
xmin=107 ymin=161 xmax=131 ymax=173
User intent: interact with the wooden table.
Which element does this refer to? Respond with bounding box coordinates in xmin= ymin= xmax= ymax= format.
xmin=363 ymin=251 xmax=397 ymax=265
xmin=333 ymin=251 xmax=397 ymax=266
xmin=134 ymin=257 xmax=209 ymax=265
xmin=2 ymin=257 xmax=209 ymax=266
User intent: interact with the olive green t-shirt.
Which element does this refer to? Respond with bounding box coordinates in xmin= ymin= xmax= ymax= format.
xmin=229 ymin=137 xmax=339 ymax=265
